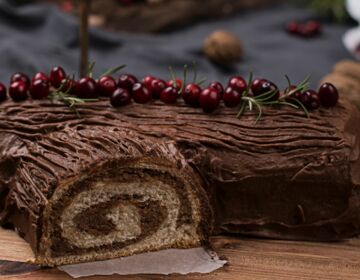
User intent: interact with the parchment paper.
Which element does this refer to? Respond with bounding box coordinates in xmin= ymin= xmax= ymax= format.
xmin=59 ymin=247 xmax=226 ymax=278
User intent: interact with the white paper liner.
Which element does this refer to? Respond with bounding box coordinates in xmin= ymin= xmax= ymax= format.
xmin=59 ymin=247 xmax=226 ymax=278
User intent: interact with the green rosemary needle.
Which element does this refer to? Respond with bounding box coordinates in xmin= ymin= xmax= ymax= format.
xmin=236 ymin=74 xmax=311 ymax=123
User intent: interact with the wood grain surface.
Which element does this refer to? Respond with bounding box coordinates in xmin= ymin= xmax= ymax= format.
xmin=0 ymin=228 xmax=359 ymax=280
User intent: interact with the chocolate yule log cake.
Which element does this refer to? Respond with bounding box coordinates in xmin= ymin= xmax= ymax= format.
xmin=0 ymin=68 xmax=360 ymax=266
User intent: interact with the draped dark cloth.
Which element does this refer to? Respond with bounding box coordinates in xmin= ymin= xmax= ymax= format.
xmin=0 ymin=1 xmax=353 ymax=88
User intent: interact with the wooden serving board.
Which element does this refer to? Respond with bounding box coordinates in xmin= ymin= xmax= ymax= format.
xmin=0 ymin=228 xmax=360 ymax=280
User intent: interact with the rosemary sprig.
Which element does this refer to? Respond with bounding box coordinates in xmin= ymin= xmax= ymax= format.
xmin=197 ymin=78 xmax=207 ymax=86
xmin=236 ymin=102 xmax=247 ymax=118
xmin=47 ymin=62 xmax=127 ymax=115
xmin=237 ymin=74 xmax=311 ymax=123
xmin=281 ymin=75 xmax=310 ymax=118
xmin=287 ymin=97 xmax=310 ymax=118
xmin=181 ymin=64 xmax=188 ymax=93
xmin=48 ymin=91 xmax=97 ymax=107
xmin=168 ymin=63 xmax=207 ymax=92
xmin=49 ymin=90 xmax=97 ymax=117
xmin=244 ymin=71 xmax=253 ymax=97
xmin=86 ymin=61 xmax=96 ymax=78
xmin=87 ymin=61 xmax=126 ymax=78
xmin=169 ymin=66 xmax=177 ymax=87
xmin=191 ymin=61 xmax=207 ymax=86
xmin=242 ymin=96 xmax=263 ymax=123
xmin=254 ymin=89 xmax=279 ymax=103
xmin=48 ymin=75 xmax=98 ymax=117
xmin=101 ymin=64 xmax=126 ymax=77
xmin=236 ymin=72 xmax=253 ymax=118
xmin=283 ymin=75 xmax=310 ymax=98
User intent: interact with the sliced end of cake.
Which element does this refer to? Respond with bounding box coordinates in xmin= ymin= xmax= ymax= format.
xmin=37 ymin=157 xmax=212 ymax=266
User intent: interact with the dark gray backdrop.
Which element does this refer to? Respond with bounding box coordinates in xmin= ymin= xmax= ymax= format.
xmin=0 ymin=0 xmax=354 ymax=88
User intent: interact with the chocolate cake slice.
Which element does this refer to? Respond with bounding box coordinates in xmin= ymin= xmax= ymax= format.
xmin=0 ymin=96 xmax=359 ymax=266
xmin=0 ymin=105 xmax=212 ymax=266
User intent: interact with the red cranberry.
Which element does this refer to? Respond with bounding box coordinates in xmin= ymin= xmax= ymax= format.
xmin=299 ymin=90 xmax=320 ymax=110
xmin=117 ymin=74 xmax=138 ymax=92
xmin=29 ymin=79 xmax=50 ymax=99
xmin=298 ymin=90 xmax=311 ymax=107
xmin=97 ymin=75 xmax=117 ymax=97
xmin=199 ymin=88 xmax=221 ymax=113
xmin=132 ymin=83 xmax=152 ymax=104
xmin=251 ymin=79 xmax=279 ymax=101
xmin=0 ymin=83 xmax=7 ymax=102
xmin=9 ymin=81 xmax=28 ymax=102
xmin=167 ymin=79 xmax=182 ymax=92
xmin=303 ymin=20 xmax=322 ymax=36
xmin=285 ymin=92 xmax=303 ymax=107
xmin=318 ymin=83 xmax=338 ymax=107
xmin=284 ymin=85 xmax=298 ymax=94
xmin=142 ymin=75 xmax=156 ymax=87
xmin=223 ymin=87 xmax=242 ymax=107
xmin=10 ymin=72 xmax=30 ymax=89
xmin=49 ymin=66 xmax=67 ymax=88
xmin=182 ymin=83 xmax=201 ymax=107
xmin=160 ymin=87 xmax=178 ymax=104
xmin=299 ymin=26 xmax=313 ymax=37
xmin=110 ymin=88 xmax=131 ymax=107
xmin=148 ymin=79 xmax=166 ymax=99
xmin=303 ymin=90 xmax=320 ymax=110
xmin=287 ymin=20 xmax=321 ymax=38
xmin=284 ymin=85 xmax=302 ymax=104
xmin=60 ymin=78 xmax=75 ymax=94
xmin=228 ymin=76 xmax=247 ymax=93
xmin=75 ymin=77 xmax=98 ymax=99
xmin=298 ymin=21 xmax=321 ymax=38
xmin=284 ymin=84 xmax=299 ymax=95
xmin=251 ymin=78 xmax=267 ymax=95
xmin=308 ymin=93 xmax=320 ymax=110
xmin=32 ymin=72 xmax=49 ymax=83
xmin=286 ymin=21 xmax=300 ymax=34
xmin=293 ymin=91 xmax=302 ymax=101
xmin=209 ymin=81 xmax=224 ymax=95
xmin=261 ymin=81 xmax=279 ymax=100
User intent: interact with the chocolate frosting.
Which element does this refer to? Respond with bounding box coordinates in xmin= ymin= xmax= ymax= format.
xmin=0 ymin=97 xmax=359 ymax=249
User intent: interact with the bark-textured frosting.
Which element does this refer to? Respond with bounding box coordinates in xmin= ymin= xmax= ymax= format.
xmin=0 ymin=97 xmax=359 ymax=247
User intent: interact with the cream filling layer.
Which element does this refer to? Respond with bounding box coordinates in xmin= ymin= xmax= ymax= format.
xmin=60 ymin=181 xmax=179 ymax=248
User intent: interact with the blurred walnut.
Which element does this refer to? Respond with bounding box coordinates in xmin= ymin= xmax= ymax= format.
xmin=203 ymin=30 xmax=243 ymax=66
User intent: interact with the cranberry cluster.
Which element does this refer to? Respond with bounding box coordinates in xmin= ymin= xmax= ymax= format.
xmin=0 ymin=67 xmax=339 ymax=116
xmin=110 ymin=74 xmax=224 ymax=112
xmin=286 ymin=20 xmax=322 ymax=38
xmin=0 ymin=67 xmax=118 ymax=104
xmin=111 ymin=75 xmax=234 ymax=113
xmin=285 ymin=83 xmax=338 ymax=109
xmin=223 ymin=77 xmax=338 ymax=111
xmin=0 ymin=68 xmax=63 ymax=102
xmin=109 ymin=74 xmax=338 ymax=113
